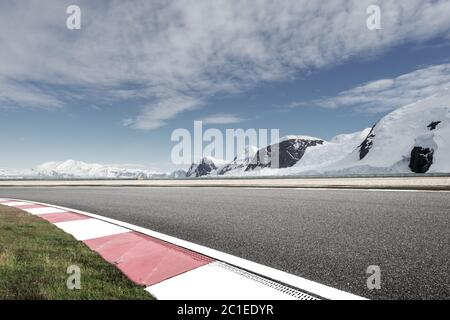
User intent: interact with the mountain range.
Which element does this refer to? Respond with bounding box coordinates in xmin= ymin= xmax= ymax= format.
xmin=1 ymin=91 xmax=449 ymax=179
xmin=189 ymin=90 xmax=450 ymax=177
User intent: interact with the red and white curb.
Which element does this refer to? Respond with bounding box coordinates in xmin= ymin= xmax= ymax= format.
xmin=0 ymin=198 xmax=366 ymax=300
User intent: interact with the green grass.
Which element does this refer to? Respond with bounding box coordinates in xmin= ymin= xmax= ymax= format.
xmin=0 ymin=205 xmax=154 ymax=300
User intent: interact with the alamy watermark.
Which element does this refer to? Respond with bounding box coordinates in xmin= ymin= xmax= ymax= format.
xmin=366 ymin=265 xmax=381 ymax=290
xmin=66 ymin=265 xmax=81 ymax=290
xmin=171 ymin=121 xmax=280 ymax=167
xmin=366 ymin=5 xmax=381 ymax=30
xmin=66 ymin=5 xmax=81 ymax=30
xmin=65 ymin=4 xmax=380 ymax=33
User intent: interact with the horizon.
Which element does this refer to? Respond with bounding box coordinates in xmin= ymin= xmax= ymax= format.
xmin=1 ymin=1 xmax=450 ymax=172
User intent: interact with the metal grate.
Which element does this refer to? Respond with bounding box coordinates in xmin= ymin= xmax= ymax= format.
xmin=215 ymin=262 xmax=319 ymax=300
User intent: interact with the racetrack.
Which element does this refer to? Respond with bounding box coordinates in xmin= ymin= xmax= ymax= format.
xmin=1 ymin=186 xmax=448 ymax=300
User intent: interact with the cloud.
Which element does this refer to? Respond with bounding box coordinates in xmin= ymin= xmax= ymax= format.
xmin=124 ymin=96 xmax=202 ymax=130
xmin=311 ymin=63 xmax=450 ymax=112
xmin=1 ymin=1 xmax=450 ymax=128
xmin=201 ymin=113 xmax=244 ymax=125
xmin=0 ymin=77 xmax=64 ymax=110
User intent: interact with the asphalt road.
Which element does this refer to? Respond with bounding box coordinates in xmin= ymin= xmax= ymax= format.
xmin=1 ymin=187 xmax=449 ymax=300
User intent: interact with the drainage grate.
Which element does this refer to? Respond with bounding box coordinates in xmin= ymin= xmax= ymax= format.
xmin=215 ymin=262 xmax=319 ymax=300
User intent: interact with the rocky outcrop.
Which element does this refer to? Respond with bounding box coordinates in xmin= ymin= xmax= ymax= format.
xmin=186 ymin=157 xmax=220 ymax=177
xmin=217 ymin=146 xmax=258 ymax=175
xmin=245 ymin=137 xmax=324 ymax=171
xmin=409 ymin=147 xmax=434 ymax=173
xmin=358 ymin=125 xmax=376 ymax=160
xmin=427 ymin=121 xmax=441 ymax=131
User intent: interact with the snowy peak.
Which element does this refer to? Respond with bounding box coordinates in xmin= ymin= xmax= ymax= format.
xmin=186 ymin=157 xmax=227 ymax=177
xmin=169 ymin=169 xmax=187 ymax=179
xmin=2 ymin=92 xmax=450 ymax=179
xmin=246 ymin=137 xmax=324 ymax=171
xmin=217 ymin=146 xmax=258 ymax=175
xmin=325 ymin=91 xmax=450 ymax=174
xmin=331 ymin=128 xmax=372 ymax=146
xmin=33 ymin=160 xmax=165 ymax=179
xmin=289 ymin=128 xmax=371 ymax=173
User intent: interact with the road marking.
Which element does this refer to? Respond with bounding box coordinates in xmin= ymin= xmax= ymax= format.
xmin=84 ymin=231 xmax=212 ymax=286
xmin=54 ymin=218 xmax=129 ymax=241
xmin=146 ymin=261 xmax=315 ymax=300
xmin=1 ymin=198 xmax=367 ymax=300
xmin=2 ymin=201 xmax=32 ymax=206
xmin=225 ymin=187 xmax=450 ymax=193
xmin=40 ymin=212 xmax=90 ymax=223
xmin=23 ymin=207 xmax=68 ymax=215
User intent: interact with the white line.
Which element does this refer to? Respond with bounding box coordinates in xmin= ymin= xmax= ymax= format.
xmin=2 ymin=201 xmax=32 ymax=206
xmin=24 ymin=207 xmax=68 ymax=215
xmin=54 ymin=218 xmax=130 ymax=241
xmin=2 ymin=198 xmax=366 ymax=300
xmin=228 ymin=187 xmax=450 ymax=193
xmin=146 ymin=262 xmax=309 ymax=300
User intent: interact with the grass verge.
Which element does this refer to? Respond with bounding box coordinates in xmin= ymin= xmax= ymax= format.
xmin=0 ymin=205 xmax=153 ymax=300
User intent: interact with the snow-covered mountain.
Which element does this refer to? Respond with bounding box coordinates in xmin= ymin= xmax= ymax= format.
xmin=216 ymin=146 xmax=258 ymax=175
xmin=33 ymin=160 xmax=168 ymax=179
xmin=169 ymin=169 xmax=187 ymax=179
xmin=315 ymin=91 xmax=450 ymax=174
xmin=205 ymin=90 xmax=450 ymax=176
xmin=2 ymin=91 xmax=449 ymax=179
xmin=186 ymin=157 xmax=228 ymax=177
xmin=0 ymin=169 xmax=7 ymax=177
xmin=0 ymin=167 xmax=34 ymax=179
xmin=0 ymin=160 xmax=188 ymax=179
xmin=218 ymin=129 xmax=370 ymax=176
xmin=245 ymin=136 xmax=324 ymax=172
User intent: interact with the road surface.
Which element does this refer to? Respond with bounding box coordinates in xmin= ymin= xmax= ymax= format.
xmin=1 ymin=186 xmax=448 ymax=300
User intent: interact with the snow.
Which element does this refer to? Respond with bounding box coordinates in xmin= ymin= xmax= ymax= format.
xmin=221 ymin=91 xmax=450 ymax=176
xmin=34 ymin=160 xmax=167 ymax=179
xmin=0 ymin=160 xmax=169 ymax=179
xmin=279 ymin=135 xmax=324 ymax=142
xmin=215 ymin=146 xmax=258 ymax=176
xmin=201 ymin=156 xmax=229 ymax=167
xmin=0 ymin=167 xmax=34 ymax=179
xmin=292 ymin=128 xmax=371 ymax=170
xmin=319 ymin=91 xmax=450 ymax=174
xmin=2 ymin=91 xmax=449 ymax=179
xmin=330 ymin=128 xmax=372 ymax=145
xmin=428 ymin=116 xmax=450 ymax=172
xmin=186 ymin=156 xmax=229 ymax=177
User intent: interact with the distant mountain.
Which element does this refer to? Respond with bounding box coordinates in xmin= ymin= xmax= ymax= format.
xmin=246 ymin=136 xmax=324 ymax=171
xmin=2 ymin=91 xmax=449 ymax=179
xmin=0 ymin=167 xmax=34 ymax=179
xmin=216 ymin=146 xmax=258 ymax=175
xmin=33 ymin=160 xmax=168 ymax=179
xmin=186 ymin=157 xmax=228 ymax=177
xmin=169 ymin=169 xmax=187 ymax=179
xmin=194 ymin=90 xmax=450 ymax=176
xmin=0 ymin=160 xmax=189 ymax=180
xmin=320 ymin=91 xmax=450 ymax=174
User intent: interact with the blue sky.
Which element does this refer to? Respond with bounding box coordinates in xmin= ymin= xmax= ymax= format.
xmin=1 ymin=1 xmax=450 ymax=171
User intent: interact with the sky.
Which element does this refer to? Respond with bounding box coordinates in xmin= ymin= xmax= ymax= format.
xmin=1 ymin=0 xmax=450 ymax=172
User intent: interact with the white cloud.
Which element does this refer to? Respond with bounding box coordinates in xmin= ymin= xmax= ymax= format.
xmin=124 ymin=96 xmax=202 ymax=130
xmin=312 ymin=63 xmax=450 ymax=112
xmin=0 ymin=77 xmax=64 ymax=110
xmin=201 ymin=114 xmax=244 ymax=125
xmin=1 ymin=1 xmax=450 ymax=127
